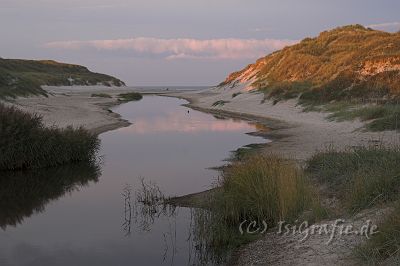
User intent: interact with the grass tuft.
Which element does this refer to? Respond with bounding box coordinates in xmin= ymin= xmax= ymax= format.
xmin=232 ymin=92 xmax=242 ymax=98
xmin=91 ymin=93 xmax=112 ymax=98
xmin=219 ymin=155 xmax=319 ymax=225
xmin=118 ymin=92 xmax=143 ymax=102
xmin=190 ymin=154 xmax=324 ymax=263
xmin=212 ymin=100 xmax=230 ymax=107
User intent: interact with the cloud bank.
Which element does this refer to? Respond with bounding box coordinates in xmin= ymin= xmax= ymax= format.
xmin=45 ymin=37 xmax=297 ymax=60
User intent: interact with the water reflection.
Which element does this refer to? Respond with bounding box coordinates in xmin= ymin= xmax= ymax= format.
xmin=118 ymin=111 xmax=257 ymax=134
xmin=0 ymin=162 xmax=101 ymax=230
xmin=128 ymin=180 xmax=226 ymax=266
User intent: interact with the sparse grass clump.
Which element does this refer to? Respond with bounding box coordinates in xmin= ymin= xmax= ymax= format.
xmin=356 ymin=203 xmax=400 ymax=264
xmin=301 ymin=101 xmax=400 ymax=132
xmin=232 ymin=92 xmax=242 ymax=98
xmin=326 ymin=103 xmax=400 ymax=131
xmin=91 ymin=93 xmax=112 ymax=98
xmin=212 ymin=100 xmax=230 ymax=107
xmin=118 ymin=92 xmax=143 ymax=102
xmin=307 ymin=146 xmax=400 ymax=213
xmin=261 ymin=81 xmax=312 ymax=104
xmin=0 ymin=104 xmax=100 ymax=170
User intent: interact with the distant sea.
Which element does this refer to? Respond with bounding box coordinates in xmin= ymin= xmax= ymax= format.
xmin=127 ymin=86 xmax=211 ymax=92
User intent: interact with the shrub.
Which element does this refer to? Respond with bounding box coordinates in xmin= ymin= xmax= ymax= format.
xmin=0 ymin=104 xmax=100 ymax=170
xmin=118 ymin=92 xmax=143 ymax=102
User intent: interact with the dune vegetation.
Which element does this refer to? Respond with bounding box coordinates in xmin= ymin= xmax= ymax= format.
xmin=118 ymin=92 xmax=143 ymax=102
xmin=221 ymin=25 xmax=400 ymax=131
xmin=0 ymin=58 xmax=125 ymax=99
xmin=191 ymin=144 xmax=400 ymax=264
xmin=190 ymin=154 xmax=325 ymax=262
xmin=91 ymin=93 xmax=112 ymax=98
xmin=0 ymin=103 xmax=100 ymax=170
xmin=224 ymin=25 xmax=400 ymax=102
xmin=356 ymin=203 xmax=400 ymax=264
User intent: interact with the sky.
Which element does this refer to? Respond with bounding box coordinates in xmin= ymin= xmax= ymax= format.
xmin=1 ymin=0 xmax=399 ymax=86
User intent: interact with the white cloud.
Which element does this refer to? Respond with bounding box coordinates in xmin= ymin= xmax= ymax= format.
xmin=367 ymin=22 xmax=400 ymax=31
xmin=44 ymin=37 xmax=297 ymax=60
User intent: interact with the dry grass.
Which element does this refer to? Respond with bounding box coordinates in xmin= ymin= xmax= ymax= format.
xmin=189 ymin=154 xmax=324 ymax=263
xmin=219 ymin=155 xmax=318 ymax=225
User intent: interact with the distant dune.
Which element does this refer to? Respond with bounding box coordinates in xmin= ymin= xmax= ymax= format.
xmin=0 ymin=58 xmax=125 ymax=99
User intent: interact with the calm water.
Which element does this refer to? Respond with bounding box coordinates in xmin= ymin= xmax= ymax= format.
xmin=0 ymin=96 xmax=268 ymax=266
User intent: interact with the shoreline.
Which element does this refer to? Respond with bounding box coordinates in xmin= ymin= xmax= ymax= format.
xmin=160 ymin=88 xmax=400 ymax=266
xmin=160 ymin=88 xmax=400 ymax=161
xmin=7 ymin=86 xmax=140 ymax=135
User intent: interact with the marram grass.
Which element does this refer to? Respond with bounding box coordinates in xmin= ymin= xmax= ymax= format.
xmin=306 ymin=145 xmax=400 ymax=213
xmin=356 ymin=203 xmax=400 ymax=264
xmin=219 ymin=155 xmax=319 ymax=225
xmin=0 ymin=103 xmax=100 ymax=170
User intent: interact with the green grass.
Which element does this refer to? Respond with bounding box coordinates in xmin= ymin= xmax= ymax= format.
xmin=219 ymin=155 xmax=320 ymax=225
xmin=118 ymin=92 xmax=143 ymax=102
xmin=91 ymin=93 xmax=112 ymax=98
xmin=0 ymin=58 xmax=125 ymax=99
xmin=190 ymin=144 xmax=400 ymax=263
xmin=230 ymin=144 xmax=265 ymax=161
xmin=356 ymin=203 xmax=400 ymax=264
xmin=212 ymin=100 xmax=230 ymax=107
xmin=306 ymin=146 xmax=400 ymax=213
xmin=302 ymin=101 xmax=400 ymax=132
xmin=190 ymin=154 xmax=324 ymax=263
xmin=0 ymin=103 xmax=100 ymax=170
xmin=261 ymin=81 xmax=312 ymax=104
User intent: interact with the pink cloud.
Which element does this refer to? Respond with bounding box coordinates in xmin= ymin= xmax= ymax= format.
xmin=44 ymin=37 xmax=297 ymax=60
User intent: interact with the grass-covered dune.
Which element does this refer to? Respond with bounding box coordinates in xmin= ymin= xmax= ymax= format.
xmin=0 ymin=58 xmax=125 ymax=98
xmin=221 ymin=24 xmax=400 ymax=103
xmin=0 ymin=103 xmax=100 ymax=170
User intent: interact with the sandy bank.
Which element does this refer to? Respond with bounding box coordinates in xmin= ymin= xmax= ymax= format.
xmin=5 ymin=86 xmax=145 ymax=135
xmin=165 ymin=86 xmax=400 ymax=161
